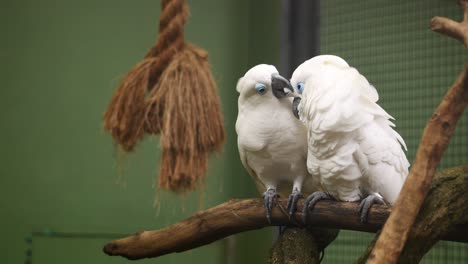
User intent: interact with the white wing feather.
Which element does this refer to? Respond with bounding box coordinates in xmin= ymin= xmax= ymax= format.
xmin=299 ymin=58 xmax=409 ymax=203
xmin=238 ymin=146 xmax=266 ymax=193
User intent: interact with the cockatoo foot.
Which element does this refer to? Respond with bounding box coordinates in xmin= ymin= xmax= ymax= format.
xmin=302 ymin=191 xmax=333 ymax=223
xmin=359 ymin=194 xmax=385 ymax=223
xmin=263 ymin=188 xmax=279 ymax=223
xmin=286 ymin=189 xmax=303 ymax=217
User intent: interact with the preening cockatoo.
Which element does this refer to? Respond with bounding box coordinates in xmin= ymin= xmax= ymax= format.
xmin=290 ymin=55 xmax=410 ymax=222
xmin=236 ymin=64 xmax=318 ymax=222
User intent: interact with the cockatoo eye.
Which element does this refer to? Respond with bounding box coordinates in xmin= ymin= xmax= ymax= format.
xmin=297 ymin=82 xmax=305 ymax=94
xmin=255 ymin=83 xmax=267 ymax=95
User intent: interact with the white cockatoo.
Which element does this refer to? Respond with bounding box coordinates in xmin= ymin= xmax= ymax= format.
xmin=290 ymin=55 xmax=410 ymax=222
xmin=236 ymin=64 xmax=318 ymax=222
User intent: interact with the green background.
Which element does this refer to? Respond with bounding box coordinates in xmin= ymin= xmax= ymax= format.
xmin=1 ymin=0 xmax=279 ymax=263
xmin=1 ymin=0 xmax=467 ymax=263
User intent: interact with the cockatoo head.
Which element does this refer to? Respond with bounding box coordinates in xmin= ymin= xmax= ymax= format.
xmin=236 ymin=64 xmax=298 ymax=105
xmin=290 ymin=55 xmax=350 ymax=118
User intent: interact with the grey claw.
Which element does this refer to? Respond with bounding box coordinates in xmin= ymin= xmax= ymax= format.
xmin=359 ymin=194 xmax=385 ymax=223
xmin=302 ymin=191 xmax=332 ymax=223
xmin=286 ymin=190 xmax=303 ymax=217
xmin=263 ymin=188 xmax=279 ymax=223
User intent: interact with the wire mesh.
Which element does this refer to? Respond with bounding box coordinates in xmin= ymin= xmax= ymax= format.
xmin=320 ymin=0 xmax=468 ymax=263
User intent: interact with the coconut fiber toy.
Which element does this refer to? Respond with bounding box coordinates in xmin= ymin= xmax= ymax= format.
xmin=103 ymin=0 xmax=225 ymax=192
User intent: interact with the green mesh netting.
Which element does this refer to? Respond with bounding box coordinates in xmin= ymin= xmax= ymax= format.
xmin=319 ymin=0 xmax=468 ymax=263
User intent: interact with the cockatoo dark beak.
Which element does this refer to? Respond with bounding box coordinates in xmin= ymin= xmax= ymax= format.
xmin=292 ymin=97 xmax=301 ymax=119
xmin=271 ymin=74 xmax=299 ymax=98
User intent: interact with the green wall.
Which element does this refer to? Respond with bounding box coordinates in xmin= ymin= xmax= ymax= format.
xmin=320 ymin=1 xmax=468 ymax=263
xmin=1 ymin=0 xmax=280 ymax=263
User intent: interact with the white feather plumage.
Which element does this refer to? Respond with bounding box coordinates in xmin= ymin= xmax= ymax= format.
xmin=291 ymin=55 xmax=410 ymax=204
xmin=236 ymin=65 xmax=319 ymax=200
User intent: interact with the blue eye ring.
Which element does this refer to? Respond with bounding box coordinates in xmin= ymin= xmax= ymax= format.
xmin=297 ymin=82 xmax=305 ymax=94
xmin=255 ymin=83 xmax=267 ymax=95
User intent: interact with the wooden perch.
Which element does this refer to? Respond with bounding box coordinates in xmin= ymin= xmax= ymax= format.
xmin=103 ymin=200 xmax=387 ymax=260
xmin=367 ymin=1 xmax=468 ymax=263
xmin=103 ymin=165 xmax=468 ymax=261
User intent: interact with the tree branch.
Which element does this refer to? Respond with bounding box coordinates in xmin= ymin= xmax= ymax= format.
xmin=366 ymin=2 xmax=468 ymax=262
xmin=102 ymin=200 xmax=386 ymax=260
xmin=358 ymin=165 xmax=468 ymax=264
xmin=268 ymin=228 xmax=338 ymax=264
xmin=431 ymin=0 xmax=468 ymax=48
xmin=103 ymin=166 xmax=468 ymax=261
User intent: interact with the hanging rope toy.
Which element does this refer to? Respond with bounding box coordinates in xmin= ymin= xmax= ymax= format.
xmin=103 ymin=0 xmax=225 ymax=192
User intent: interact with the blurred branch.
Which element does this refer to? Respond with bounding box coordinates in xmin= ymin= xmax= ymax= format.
xmin=367 ymin=63 xmax=468 ymax=264
xmin=431 ymin=0 xmax=468 ymax=48
xmin=103 ymin=168 xmax=468 ymax=261
xmin=358 ymin=165 xmax=468 ymax=264
xmin=366 ymin=1 xmax=468 ymax=263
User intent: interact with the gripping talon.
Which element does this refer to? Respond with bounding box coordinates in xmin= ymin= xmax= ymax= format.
xmin=286 ymin=189 xmax=303 ymax=217
xmin=263 ymin=188 xmax=279 ymax=223
xmin=359 ymin=194 xmax=385 ymax=223
xmin=302 ymin=191 xmax=332 ymax=223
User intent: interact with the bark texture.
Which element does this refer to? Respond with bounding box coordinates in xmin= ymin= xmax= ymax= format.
xmin=268 ymin=228 xmax=321 ymax=264
xmin=268 ymin=228 xmax=339 ymax=264
xmin=358 ymin=165 xmax=468 ymax=264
